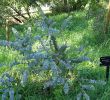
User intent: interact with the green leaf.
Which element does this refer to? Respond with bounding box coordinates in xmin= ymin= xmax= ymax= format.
xmin=77 ymin=92 xmax=82 ymax=100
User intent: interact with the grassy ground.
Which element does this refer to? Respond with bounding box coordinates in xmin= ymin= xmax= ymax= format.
xmin=0 ymin=11 xmax=110 ymax=99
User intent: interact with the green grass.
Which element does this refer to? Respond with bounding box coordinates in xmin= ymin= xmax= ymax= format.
xmin=0 ymin=11 xmax=110 ymax=99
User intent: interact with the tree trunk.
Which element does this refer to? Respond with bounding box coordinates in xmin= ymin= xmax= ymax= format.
xmin=63 ymin=0 xmax=68 ymax=12
xmin=64 ymin=0 xmax=67 ymax=6
xmin=5 ymin=19 xmax=10 ymax=42
xmin=104 ymin=1 xmax=110 ymax=34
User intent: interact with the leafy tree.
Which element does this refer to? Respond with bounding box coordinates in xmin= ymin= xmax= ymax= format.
xmin=0 ymin=0 xmax=40 ymax=21
xmin=85 ymin=0 xmax=110 ymax=43
xmin=51 ymin=0 xmax=89 ymax=13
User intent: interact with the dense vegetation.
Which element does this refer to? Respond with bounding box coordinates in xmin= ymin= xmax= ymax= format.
xmin=0 ymin=0 xmax=110 ymax=100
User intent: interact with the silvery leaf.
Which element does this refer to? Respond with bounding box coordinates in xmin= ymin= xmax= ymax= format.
xmin=77 ymin=92 xmax=82 ymax=100
xmin=82 ymin=85 xmax=95 ymax=91
xmin=10 ymin=60 xmax=20 ymax=67
xmin=73 ymin=56 xmax=90 ymax=63
xmin=57 ymin=77 xmax=65 ymax=84
xmin=27 ymin=27 xmax=31 ymax=35
xmin=43 ymin=59 xmax=49 ymax=70
xmin=60 ymin=60 xmax=72 ymax=69
xmin=21 ymin=70 xmax=28 ymax=86
xmin=89 ymin=80 xmax=106 ymax=85
xmin=78 ymin=45 xmax=84 ymax=52
xmin=9 ymin=88 xmax=14 ymax=100
xmin=12 ymin=27 xmax=19 ymax=38
xmin=50 ymin=61 xmax=58 ymax=72
xmin=48 ymin=18 xmax=53 ymax=25
xmin=2 ymin=89 xmax=8 ymax=100
xmin=28 ymin=61 xmax=38 ymax=67
xmin=0 ymin=40 xmax=12 ymax=46
xmin=83 ymin=92 xmax=90 ymax=100
xmin=2 ymin=93 xmax=7 ymax=100
xmin=44 ymin=81 xmax=53 ymax=89
xmin=80 ymin=56 xmax=90 ymax=61
xmin=34 ymin=35 xmax=41 ymax=40
xmin=63 ymin=82 xmax=69 ymax=94
xmin=61 ymin=16 xmax=72 ymax=30
xmin=48 ymin=28 xmax=59 ymax=34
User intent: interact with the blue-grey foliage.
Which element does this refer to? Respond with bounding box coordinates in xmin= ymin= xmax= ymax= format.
xmin=0 ymin=73 xmax=15 ymax=100
xmin=0 ymin=11 xmax=92 ymax=99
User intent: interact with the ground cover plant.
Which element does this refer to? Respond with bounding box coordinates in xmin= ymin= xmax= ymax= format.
xmin=0 ymin=7 xmax=110 ymax=100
